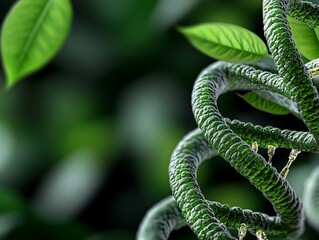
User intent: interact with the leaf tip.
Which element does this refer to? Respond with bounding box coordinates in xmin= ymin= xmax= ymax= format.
xmin=5 ymin=78 xmax=16 ymax=90
xmin=4 ymin=71 xmax=19 ymax=90
xmin=176 ymin=25 xmax=187 ymax=35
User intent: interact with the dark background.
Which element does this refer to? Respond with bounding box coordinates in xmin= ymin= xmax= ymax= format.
xmin=0 ymin=0 xmax=318 ymax=239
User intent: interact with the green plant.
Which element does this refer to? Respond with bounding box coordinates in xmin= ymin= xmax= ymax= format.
xmin=137 ymin=0 xmax=319 ymax=239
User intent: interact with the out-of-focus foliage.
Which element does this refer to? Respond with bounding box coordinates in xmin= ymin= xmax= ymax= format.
xmin=303 ymin=165 xmax=319 ymax=231
xmin=0 ymin=0 xmax=317 ymax=239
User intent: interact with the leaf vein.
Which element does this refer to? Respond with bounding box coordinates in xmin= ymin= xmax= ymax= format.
xmin=17 ymin=0 xmax=53 ymax=69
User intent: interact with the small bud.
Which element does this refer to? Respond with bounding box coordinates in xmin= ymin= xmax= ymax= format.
xmin=252 ymin=141 xmax=258 ymax=153
xmin=267 ymin=145 xmax=276 ymax=165
xmin=256 ymin=230 xmax=268 ymax=240
xmin=309 ymin=66 xmax=319 ymax=78
xmin=238 ymin=223 xmax=247 ymax=240
xmin=280 ymin=149 xmax=301 ymax=179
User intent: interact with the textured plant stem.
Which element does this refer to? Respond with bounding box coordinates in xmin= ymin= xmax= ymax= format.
xmin=137 ymin=0 xmax=319 ymax=239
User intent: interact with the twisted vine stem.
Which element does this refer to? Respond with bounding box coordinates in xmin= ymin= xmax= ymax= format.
xmin=137 ymin=0 xmax=319 ymax=239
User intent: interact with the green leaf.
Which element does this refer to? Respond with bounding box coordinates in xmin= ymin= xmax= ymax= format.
xmin=1 ymin=0 xmax=72 ymax=88
xmin=254 ymin=90 xmax=300 ymax=117
xmin=179 ymin=23 xmax=268 ymax=63
xmin=288 ymin=16 xmax=319 ymax=61
xmin=239 ymin=91 xmax=290 ymax=115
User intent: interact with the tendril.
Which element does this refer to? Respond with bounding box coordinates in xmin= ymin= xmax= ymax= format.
xmin=137 ymin=0 xmax=319 ymax=239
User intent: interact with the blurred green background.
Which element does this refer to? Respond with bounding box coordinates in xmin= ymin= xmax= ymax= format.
xmin=0 ymin=0 xmax=318 ymax=239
